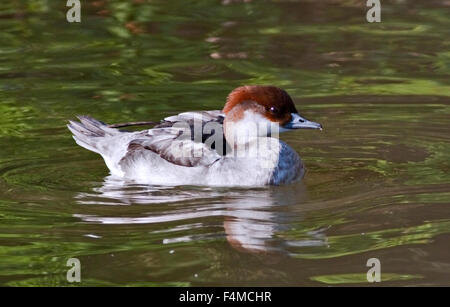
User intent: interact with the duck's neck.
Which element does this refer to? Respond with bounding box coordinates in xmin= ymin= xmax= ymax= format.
xmin=224 ymin=111 xmax=282 ymax=148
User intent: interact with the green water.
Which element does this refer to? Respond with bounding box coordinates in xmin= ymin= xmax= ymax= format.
xmin=0 ymin=0 xmax=449 ymax=286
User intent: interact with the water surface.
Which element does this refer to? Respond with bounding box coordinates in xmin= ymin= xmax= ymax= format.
xmin=0 ymin=0 xmax=449 ymax=286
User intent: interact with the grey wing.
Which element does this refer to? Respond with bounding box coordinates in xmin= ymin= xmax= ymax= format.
xmin=159 ymin=110 xmax=224 ymax=124
xmin=155 ymin=110 xmax=229 ymax=155
xmin=155 ymin=110 xmax=225 ymax=129
xmin=119 ymin=125 xmax=221 ymax=169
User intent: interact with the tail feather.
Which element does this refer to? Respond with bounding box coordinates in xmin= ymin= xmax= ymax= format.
xmin=67 ymin=116 xmax=117 ymax=154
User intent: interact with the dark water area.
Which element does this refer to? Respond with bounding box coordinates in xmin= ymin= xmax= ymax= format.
xmin=0 ymin=0 xmax=449 ymax=286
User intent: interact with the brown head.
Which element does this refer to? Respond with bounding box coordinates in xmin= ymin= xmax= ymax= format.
xmin=222 ymin=86 xmax=322 ymax=137
xmin=222 ymin=86 xmax=299 ymax=127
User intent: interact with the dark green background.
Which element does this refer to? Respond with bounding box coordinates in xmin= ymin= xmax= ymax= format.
xmin=0 ymin=0 xmax=449 ymax=286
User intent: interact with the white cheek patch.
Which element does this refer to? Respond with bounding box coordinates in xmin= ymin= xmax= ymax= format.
xmin=234 ymin=110 xmax=283 ymax=137
xmin=226 ymin=111 xmax=268 ymax=145
xmin=224 ymin=110 xmax=284 ymax=162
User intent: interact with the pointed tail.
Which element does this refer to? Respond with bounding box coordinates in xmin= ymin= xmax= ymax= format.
xmin=67 ymin=116 xmax=119 ymax=154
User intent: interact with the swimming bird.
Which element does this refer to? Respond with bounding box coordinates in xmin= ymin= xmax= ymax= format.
xmin=68 ymin=85 xmax=322 ymax=186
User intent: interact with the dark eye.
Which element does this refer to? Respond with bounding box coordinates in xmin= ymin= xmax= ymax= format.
xmin=268 ymin=106 xmax=279 ymax=114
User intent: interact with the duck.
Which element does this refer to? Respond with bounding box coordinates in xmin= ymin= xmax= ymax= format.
xmin=68 ymin=85 xmax=322 ymax=186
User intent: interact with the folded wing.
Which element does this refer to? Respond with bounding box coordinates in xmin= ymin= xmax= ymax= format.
xmin=120 ymin=110 xmax=226 ymax=168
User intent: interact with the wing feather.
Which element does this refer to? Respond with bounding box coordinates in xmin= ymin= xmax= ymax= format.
xmin=119 ymin=110 xmax=225 ymax=168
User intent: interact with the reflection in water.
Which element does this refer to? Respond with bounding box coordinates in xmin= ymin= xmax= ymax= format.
xmin=1 ymin=0 xmax=449 ymax=286
xmin=75 ymin=175 xmax=325 ymax=253
xmin=76 ymin=176 xmax=215 ymax=206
